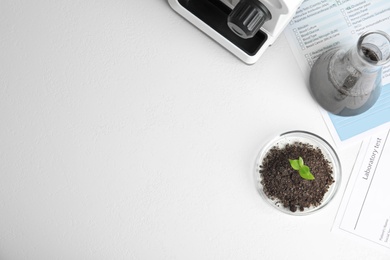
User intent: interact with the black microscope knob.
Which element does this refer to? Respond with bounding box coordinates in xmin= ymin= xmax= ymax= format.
xmin=227 ymin=0 xmax=271 ymax=39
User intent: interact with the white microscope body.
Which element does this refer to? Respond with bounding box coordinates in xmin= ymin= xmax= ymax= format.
xmin=168 ymin=0 xmax=303 ymax=64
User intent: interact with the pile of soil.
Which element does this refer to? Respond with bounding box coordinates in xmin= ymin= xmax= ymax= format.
xmin=259 ymin=141 xmax=334 ymax=212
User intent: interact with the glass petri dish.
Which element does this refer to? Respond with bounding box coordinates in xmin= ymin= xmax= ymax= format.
xmin=254 ymin=130 xmax=341 ymax=215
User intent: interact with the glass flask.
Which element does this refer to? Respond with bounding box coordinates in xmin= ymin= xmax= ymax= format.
xmin=309 ymin=31 xmax=390 ymax=116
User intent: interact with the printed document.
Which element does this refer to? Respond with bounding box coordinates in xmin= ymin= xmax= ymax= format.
xmin=332 ymin=129 xmax=390 ymax=253
xmin=284 ymin=0 xmax=390 ymax=146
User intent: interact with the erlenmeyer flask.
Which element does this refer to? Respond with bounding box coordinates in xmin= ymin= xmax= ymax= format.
xmin=309 ymin=31 xmax=390 ymax=116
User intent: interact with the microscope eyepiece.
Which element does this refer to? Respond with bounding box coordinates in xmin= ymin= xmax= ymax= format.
xmin=227 ymin=0 xmax=271 ymax=39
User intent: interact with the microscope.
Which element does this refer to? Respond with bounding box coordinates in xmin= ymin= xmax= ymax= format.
xmin=168 ymin=0 xmax=303 ymax=64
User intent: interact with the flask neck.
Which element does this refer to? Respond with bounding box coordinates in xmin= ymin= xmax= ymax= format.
xmin=354 ymin=31 xmax=390 ymax=67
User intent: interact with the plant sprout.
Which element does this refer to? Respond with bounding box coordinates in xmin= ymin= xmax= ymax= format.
xmin=289 ymin=157 xmax=315 ymax=180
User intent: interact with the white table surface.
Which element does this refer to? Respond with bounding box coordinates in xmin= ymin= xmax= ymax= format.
xmin=1 ymin=1 xmax=389 ymax=259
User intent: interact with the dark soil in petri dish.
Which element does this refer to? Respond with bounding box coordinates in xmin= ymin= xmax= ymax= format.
xmin=259 ymin=142 xmax=334 ymax=212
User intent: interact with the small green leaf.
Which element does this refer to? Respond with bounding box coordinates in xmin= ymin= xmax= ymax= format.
xmin=300 ymin=165 xmax=310 ymax=175
xmin=289 ymin=159 xmax=300 ymax=170
xmin=298 ymin=157 xmax=304 ymax=167
xmin=288 ymin=157 xmax=315 ymax=180
xmin=299 ymin=165 xmax=315 ymax=180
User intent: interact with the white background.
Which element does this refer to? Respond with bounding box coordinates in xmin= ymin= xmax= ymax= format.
xmin=1 ymin=0 xmax=389 ymax=259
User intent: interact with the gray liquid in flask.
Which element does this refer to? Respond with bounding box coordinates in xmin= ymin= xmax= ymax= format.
xmin=309 ymin=31 xmax=390 ymax=117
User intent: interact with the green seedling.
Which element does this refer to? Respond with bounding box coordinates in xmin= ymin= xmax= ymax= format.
xmin=289 ymin=157 xmax=315 ymax=180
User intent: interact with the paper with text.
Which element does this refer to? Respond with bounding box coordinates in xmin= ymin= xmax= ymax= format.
xmin=333 ymin=129 xmax=390 ymax=253
xmin=284 ymin=0 xmax=390 ymax=146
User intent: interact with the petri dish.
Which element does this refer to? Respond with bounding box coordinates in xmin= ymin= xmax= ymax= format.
xmin=254 ymin=130 xmax=341 ymax=215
